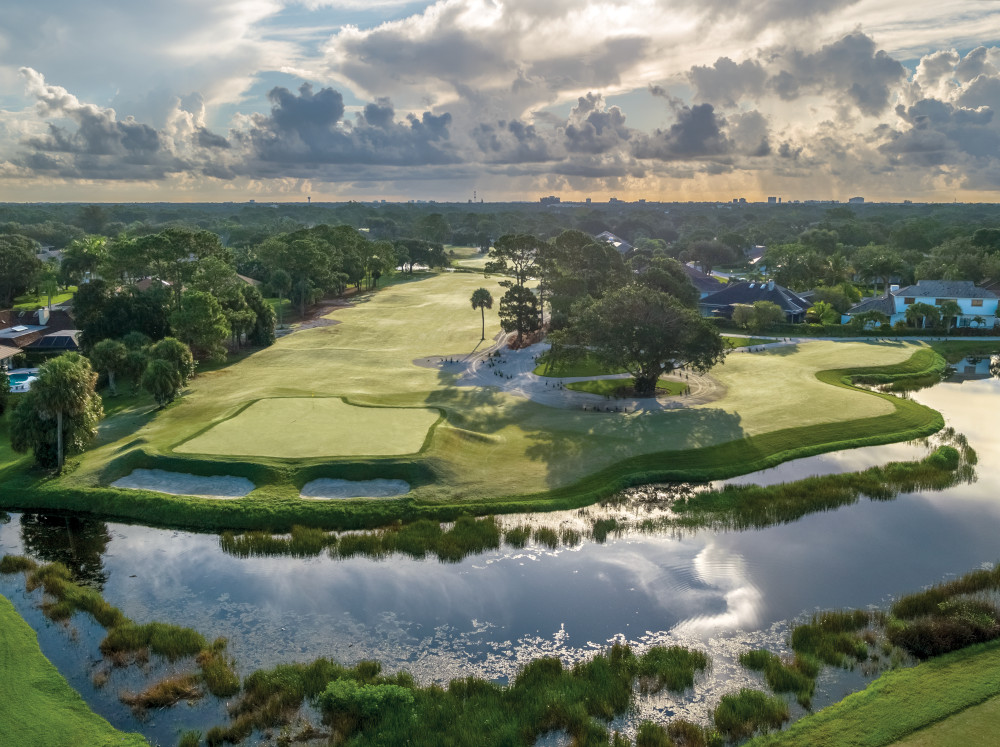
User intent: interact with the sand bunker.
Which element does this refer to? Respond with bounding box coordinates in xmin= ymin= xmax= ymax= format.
xmin=300 ymin=478 xmax=410 ymax=500
xmin=112 ymin=469 xmax=254 ymax=499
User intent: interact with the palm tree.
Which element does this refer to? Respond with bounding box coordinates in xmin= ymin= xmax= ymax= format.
xmin=938 ymin=300 xmax=962 ymax=332
xmin=470 ymin=288 xmax=494 ymax=341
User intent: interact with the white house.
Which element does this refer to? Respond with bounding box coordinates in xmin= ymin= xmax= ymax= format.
xmin=842 ymin=280 xmax=998 ymax=328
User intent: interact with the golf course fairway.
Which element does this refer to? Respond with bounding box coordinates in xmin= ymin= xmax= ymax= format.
xmin=0 ymin=270 xmax=946 ymax=530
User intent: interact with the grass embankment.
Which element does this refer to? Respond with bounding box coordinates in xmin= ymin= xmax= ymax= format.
xmin=0 ymin=271 xmax=947 ymax=532
xmin=215 ymin=436 xmax=971 ymax=562
xmin=745 ymin=562 xmax=1000 ymax=746
xmin=0 ymin=593 xmax=147 ymax=747
xmin=204 ymin=643 xmax=711 ymax=746
xmin=0 ymin=557 xmax=239 ymax=712
xmin=749 ymin=640 xmax=1000 ymax=747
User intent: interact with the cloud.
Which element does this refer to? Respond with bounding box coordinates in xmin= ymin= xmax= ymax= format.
xmin=633 ymin=103 xmax=732 ymax=160
xmin=688 ymin=57 xmax=767 ymax=107
xmin=239 ymin=83 xmax=457 ymax=171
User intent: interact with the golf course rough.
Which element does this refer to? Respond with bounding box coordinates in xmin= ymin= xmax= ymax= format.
xmin=2 ymin=272 xmax=948 ymax=527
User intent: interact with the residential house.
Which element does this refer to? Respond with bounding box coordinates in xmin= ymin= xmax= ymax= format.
xmin=842 ymin=280 xmax=998 ymax=328
xmin=699 ymin=280 xmax=812 ymax=323
xmin=682 ymin=264 xmax=725 ymax=298
xmin=0 ymin=343 xmax=20 ymax=369
xmin=594 ymin=231 xmax=634 ymax=256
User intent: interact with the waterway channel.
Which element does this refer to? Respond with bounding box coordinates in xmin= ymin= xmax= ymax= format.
xmin=1 ymin=362 xmax=998 ymax=745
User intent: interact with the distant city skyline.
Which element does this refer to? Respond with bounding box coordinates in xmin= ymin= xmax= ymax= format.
xmin=1 ymin=1 xmax=999 ymax=203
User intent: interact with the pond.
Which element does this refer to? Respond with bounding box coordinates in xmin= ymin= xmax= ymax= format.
xmin=1 ymin=367 xmax=998 ymax=745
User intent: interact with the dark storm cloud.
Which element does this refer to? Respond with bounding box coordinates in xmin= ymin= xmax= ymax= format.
xmin=472 ymin=119 xmax=554 ymax=163
xmin=880 ymin=98 xmax=1000 ymax=167
xmin=632 ymin=104 xmax=733 ymax=160
xmin=196 ymin=127 xmax=231 ymax=149
xmin=241 ymin=83 xmax=457 ymax=168
xmin=563 ymin=93 xmax=632 ymax=154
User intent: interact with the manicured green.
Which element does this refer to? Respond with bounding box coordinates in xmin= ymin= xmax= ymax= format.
xmin=0 ymin=593 xmax=147 ymax=747
xmin=749 ymin=640 xmax=1000 ymax=747
xmin=565 ymin=378 xmax=687 ymax=397
xmin=176 ymin=397 xmax=439 ymax=458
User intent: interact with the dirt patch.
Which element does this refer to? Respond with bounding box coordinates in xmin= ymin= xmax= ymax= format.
xmin=111 ymin=469 xmax=254 ymax=499
xmin=277 ymin=300 xmax=354 ymax=336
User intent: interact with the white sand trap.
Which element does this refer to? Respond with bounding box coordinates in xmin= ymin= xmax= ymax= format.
xmin=300 ymin=478 xmax=410 ymax=500
xmin=112 ymin=469 xmax=254 ymax=499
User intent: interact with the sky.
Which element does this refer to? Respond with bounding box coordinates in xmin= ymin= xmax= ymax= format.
xmin=2 ymin=1 xmax=1000 ymax=203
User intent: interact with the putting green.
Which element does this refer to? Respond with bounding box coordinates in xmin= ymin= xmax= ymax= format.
xmin=175 ymin=398 xmax=438 ymax=458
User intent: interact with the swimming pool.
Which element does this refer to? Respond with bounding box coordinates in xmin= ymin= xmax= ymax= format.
xmin=7 ymin=369 xmax=39 ymax=389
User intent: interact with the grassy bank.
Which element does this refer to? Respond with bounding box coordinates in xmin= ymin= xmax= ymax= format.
xmin=0 ymin=593 xmax=147 ymax=747
xmin=0 ymin=557 xmax=239 ymax=707
xmin=748 ymin=640 xmax=1000 ymax=746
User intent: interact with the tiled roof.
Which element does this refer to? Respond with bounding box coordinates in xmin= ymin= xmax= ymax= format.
xmin=0 ymin=343 xmax=21 ymax=360
xmin=894 ymin=280 xmax=998 ymax=299
xmin=700 ymin=281 xmax=811 ymax=314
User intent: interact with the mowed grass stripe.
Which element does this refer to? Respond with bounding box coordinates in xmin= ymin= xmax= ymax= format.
xmin=0 ymin=594 xmax=147 ymax=747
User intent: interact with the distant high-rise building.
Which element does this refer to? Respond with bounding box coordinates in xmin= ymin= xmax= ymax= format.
xmin=585 ymin=197 xmax=592 ymax=204
xmin=540 ymin=195 xmax=561 ymax=205
xmin=848 ymin=196 xmax=865 ymax=204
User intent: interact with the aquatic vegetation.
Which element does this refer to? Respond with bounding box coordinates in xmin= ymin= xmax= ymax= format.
xmin=503 ymin=524 xmax=532 ymax=547
xmin=0 ymin=557 xmax=240 ymax=704
xmin=739 ymin=650 xmax=818 ymax=708
xmin=206 ymin=643 xmax=712 ymax=747
xmin=120 ymin=673 xmax=202 ymax=713
xmin=533 ymin=526 xmax=559 ymax=549
xmin=220 ymin=525 xmax=336 ymax=558
xmin=712 ymin=688 xmax=790 ymax=741
xmin=637 ymin=646 xmax=710 ymax=694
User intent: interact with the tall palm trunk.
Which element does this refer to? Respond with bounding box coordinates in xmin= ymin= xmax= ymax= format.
xmin=480 ymin=306 xmax=485 ymax=340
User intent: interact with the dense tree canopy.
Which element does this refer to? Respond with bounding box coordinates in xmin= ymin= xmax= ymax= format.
xmin=555 ymin=285 xmax=725 ymax=396
xmin=0 ymin=233 xmax=43 ymax=307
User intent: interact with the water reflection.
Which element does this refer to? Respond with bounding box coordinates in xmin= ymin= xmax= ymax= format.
xmin=1 ymin=376 xmax=999 ymax=743
xmin=20 ymin=513 xmax=111 ymax=589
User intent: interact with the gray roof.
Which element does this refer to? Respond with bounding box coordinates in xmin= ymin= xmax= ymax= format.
xmin=894 ymin=280 xmax=997 ymax=299
xmin=846 ymin=295 xmax=894 ymax=316
xmin=700 ymin=280 xmax=812 ymax=314
xmin=594 ymin=231 xmax=633 ymax=254
xmin=682 ymin=264 xmax=724 ymax=293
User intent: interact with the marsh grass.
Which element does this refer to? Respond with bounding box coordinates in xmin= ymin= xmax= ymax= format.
xmin=220 ymin=525 xmax=337 ymax=558
xmin=503 ymin=524 xmax=532 ymax=547
xmin=560 ymin=527 xmax=582 ymax=546
xmin=1 ymin=556 xmax=240 ymax=704
xmin=591 ymin=518 xmax=621 ymax=543
xmin=670 ymin=445 xmax=969 ymax=531
xmin=208 ymin=643 xmax=712 ymax=747
xmin=637 ymin=646 xmax=710 ymax=694
xmin=713 ymin=688 xmax=790 ymax=741
xmin=533 ymin=526 xmax=559 ymax=549
xmin=739 ymin=650 xmax=819 ymax=708
xmin=120 ymin=673 xmax=202 ymax=713
xmin=179 ymin=731 xmax=202 ymax=747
